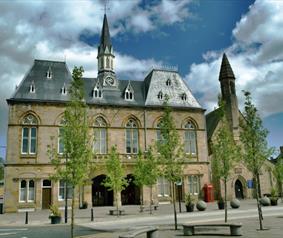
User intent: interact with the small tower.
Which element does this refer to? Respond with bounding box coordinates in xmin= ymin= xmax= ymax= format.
xmin=219 ymin=53 xmax=239 ymax=133
xmin=97 ymin=14 xmax=117 ymax=87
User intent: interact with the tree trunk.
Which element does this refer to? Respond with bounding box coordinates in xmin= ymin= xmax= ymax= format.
xmin=254 ymin=175 xmax=264 ymax=230
xmin=115 ymin=190 xmax=119 ymax=217
xmin=172 ymin=182 xmax=178 ymax=230
xmin=224 ymin=179 xmax=227 ymax=223
xmin=71 ymin=185 xmax=75 ymax=238
xmin=139 ymin=186 xmax=144 ymax=212
xmin=257 ymin=173 xmax=262 ymax=198
xmin=149 ymin=185 xmax=152 ymax=215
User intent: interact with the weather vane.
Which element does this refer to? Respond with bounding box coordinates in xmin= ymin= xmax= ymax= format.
xmin=102 ymin=0 xmax=110 ymax=15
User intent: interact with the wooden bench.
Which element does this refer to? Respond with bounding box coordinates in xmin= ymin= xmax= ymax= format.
xmin=183 ymin=223 xmax=242 ymax=236
xmin=119 ymin=226 xmax=158 ymax=238
xmin=109 ymin=209 xmax=125 ymax=216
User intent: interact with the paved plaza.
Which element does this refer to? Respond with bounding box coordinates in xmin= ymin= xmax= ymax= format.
xmin=0 ymin=199 xmax=283 ymax=237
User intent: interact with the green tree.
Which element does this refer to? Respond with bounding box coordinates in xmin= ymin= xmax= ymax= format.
xmin=156 ymin=96 xmax=183 ymax=230
xmin=103 ymin=146 xmax=128 ymax=216
xmin=133 ymin=147 xmax=159 ymax=214
xmin=239 ymin=91 xmax=274 ymax=230
xmin=48 ymin=66 xmax=94 ymax=238
xmin=211 ymin=100 xmax=240 ymax=222
xmin=273 ymin=155 xmax=283 ymax=202
xmin=0 ymin=157 xmax=4 ymax=180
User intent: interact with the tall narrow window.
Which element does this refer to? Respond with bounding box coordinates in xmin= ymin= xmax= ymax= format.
xmin=156 ymin=119 xmax=165 ymax=144
xmin=157 ymin=91 xmax=163 ymax=100
xmin=58 ymin=180 xmax=73 ymax=200
xmin=58 ymin=127 xmax=64 ymax=154
xmin=20 ymin=180 xmax=27 ymax=202
xmin=188 ymin=175 xmax=200 ymax=195
xmin=94 ymin=117 xmax=107 ymax=154
xmin=22 ymin=114 xmax=38 ymax=155
xmin=184 ymin=121 xmax=197 ymax=155
xmin=157 ymin=177 xmax=170 ymax=197
xmin=124 ymin=82 xmax=134 ymax=101
xmin=28 ymin=180 xmax=35 ymax=201
xmin=125 ymin=119 xmax=138 ymax=154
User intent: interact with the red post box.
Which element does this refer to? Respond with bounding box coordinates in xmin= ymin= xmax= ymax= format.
xmin=203 ymin=184 xmax=214 ymax=202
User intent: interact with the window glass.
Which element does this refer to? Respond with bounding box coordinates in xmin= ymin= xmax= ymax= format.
xmin=28 ymin=180 xmax=35 ymax=201
xmin=125 ymin=119 xmax=138 ymax=154
xmin=20 ymin=180 xmax=27 ymax=202
xmin=184 ymin=121 xmax=197 ymax=155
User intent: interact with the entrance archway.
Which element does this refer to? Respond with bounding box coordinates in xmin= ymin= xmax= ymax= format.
xmin=92 ymin=175 xmax=113 ymax=206
xmin=121 ymin=174 xmax=140 ymax=205
xmin=235 ymin=179 xmax=244 ymax=199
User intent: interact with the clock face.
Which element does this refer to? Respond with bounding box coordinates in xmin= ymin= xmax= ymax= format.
xmin=105 ymin=76 xmax=114 ymax=86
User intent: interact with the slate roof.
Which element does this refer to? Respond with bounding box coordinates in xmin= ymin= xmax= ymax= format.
xmin=205 ymin=108 xmax=221 ymax=140
xmin=8 ymin=60 xmax=203 ymax=110
xmin=219 ymin=53 xmax=235 ymax=80
xmin=100 ymin=14 xmax=111 ymax=48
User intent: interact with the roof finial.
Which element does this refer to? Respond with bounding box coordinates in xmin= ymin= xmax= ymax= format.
xmin=103 ymin=0 xmax=110 ymax=15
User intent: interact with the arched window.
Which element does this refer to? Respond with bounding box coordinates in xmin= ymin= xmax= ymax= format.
xmin=58 ymin=118 xmax=65 ymax=155
xmin=125 ymin=119 xmax=138 ymax=154
xmin=46 ymin=66 xmax=52 ymax=79
xmin=22 ymin=114 xmax=38 ymax=154
xmin=29 ymin=81 xmax=35 ymax=93
xmin=156 ymin=119 xmax=164 ymax=144
xmin=19 ymin=179 xmax=35 ymax=202
xmin=93 ymin=81 xmax=103 ymax=99
xmin=181 ymin=93 xmax=187 ymax=101
xmin=184 ymin=121 xmax=197 ymax=155
xmin=124 ymin=82 xmax=134 ymax=101
xmin=94 ymin=117 xmax=107 ymax=154
xmin=166 ymin=78 xmax=171 ymax=86
xmin=157 ymin=91 xmax=163 ymax=100
xmin=106 ymin=57 xmax=110 ymax=68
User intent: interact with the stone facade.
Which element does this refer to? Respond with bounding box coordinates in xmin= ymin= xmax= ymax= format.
xmin=4 ymin=101 xmax=210 ymax=212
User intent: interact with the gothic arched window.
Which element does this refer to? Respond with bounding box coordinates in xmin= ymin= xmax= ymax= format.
xmin=125 ymin=118 xmax=138 ymax=154
xmin=22 ymin=114 xmax=38 ymax=154
xmin=94 ymin=117 xmax=107 ymax=154
xmin=184 ymin=121 xmax=197 ymax=155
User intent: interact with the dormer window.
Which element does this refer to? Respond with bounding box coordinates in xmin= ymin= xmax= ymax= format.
xmin=157 ymin=91 xmax=163 ymax=100
xmin=46 ymin=67 xmax=52 ymax=79
xmin=93 ymin=87 xmax=102 ymax=98
xmin=124 ymin=81 xmax=134 ymax=101
xmin=61 ymin=83 xmax=67 ymax=95
xmin=93 ymin=81 xmax=103 ymax=98
xmin=181 ymin=93 xmax=187 ymax=101
xmin=29 ymin=81 xmax=35 ymax=93
xmin=166 ymin=78 xmax=171 ymax=86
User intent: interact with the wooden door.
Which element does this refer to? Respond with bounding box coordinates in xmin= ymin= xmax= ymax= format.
xmin=42 ymin=188 xmax=51 ymax=209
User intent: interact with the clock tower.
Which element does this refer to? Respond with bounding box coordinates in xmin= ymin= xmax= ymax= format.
xmin=97 ymin=14 xmax=117 ymax=87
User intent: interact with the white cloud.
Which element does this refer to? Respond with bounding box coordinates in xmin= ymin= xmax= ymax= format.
xmin=185 ymin=0 xmax=283 ymax=118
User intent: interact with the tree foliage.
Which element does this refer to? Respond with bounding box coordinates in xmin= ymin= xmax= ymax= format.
xmin=103 ymin=146 xmax=128 ymax=216
xmin=239 ymin=91 xmax=274 ymax=230
xmin=156 ymin=96 xmax=183 ymax=230
xmin=134 ymin=147 xmax=159 ymax=213
xmin=211 ymin=100 xmax=240 ymax=222
xmin=273 ymin=155 xmax=283 ymax=201
xmin=47 ymin=66 xmax=94 ymax=238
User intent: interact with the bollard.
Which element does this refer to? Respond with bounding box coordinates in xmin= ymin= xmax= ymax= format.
xmin=25 ymin=211 xmax=28 ymax=224
xmin=91 ymin=208 xmax=94 ymax=221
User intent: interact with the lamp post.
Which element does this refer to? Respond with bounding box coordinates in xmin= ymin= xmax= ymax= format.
xmin=176 ymin=180 xmax=182 ymax=213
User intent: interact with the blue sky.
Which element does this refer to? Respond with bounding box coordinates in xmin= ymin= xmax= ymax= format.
xmin=0 ymin=0 xmax=282 ymax=158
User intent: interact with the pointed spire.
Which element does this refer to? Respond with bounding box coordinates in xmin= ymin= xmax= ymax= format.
xmin=219 ymin=53 xmax=235 ymax=81
xmin=100 ymin=14 xmax=111 ymax=48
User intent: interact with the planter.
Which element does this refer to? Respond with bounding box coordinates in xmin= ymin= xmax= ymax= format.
xmin=185 ymin=203 xmax=194 ymax=212
xmin=260 ymin=196 xmax=270 ymax=206
xmin=50 ymin=215 xmax=61 ymax=224
xmin=196 ymin=200 xmax=207 ymax=211
xmin=270 ymin=198 xmax=278 ymax=206
xmin=80 ymin=202 xmax=88 ymax=209
xmin=218 ymin=201 xmax=225 ymax=210
xmin=230 ymin=199 xmax=240 ymax=209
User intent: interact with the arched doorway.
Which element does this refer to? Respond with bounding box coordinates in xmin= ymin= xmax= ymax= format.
xmin=121 ymin=174 xmax=140 ymax=205
xmin=92 ymin=175 xmax=113 ymax=206
xmin=235 ymin=179 xmax=244 ymax=199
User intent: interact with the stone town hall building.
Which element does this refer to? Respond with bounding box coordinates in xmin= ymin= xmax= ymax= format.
xmin=4 ymin=15 xmax=274 ymax=212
